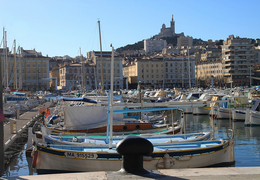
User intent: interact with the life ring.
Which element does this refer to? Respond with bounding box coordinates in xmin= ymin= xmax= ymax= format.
xmin=32 ymin=151 xmax=38 ymax=168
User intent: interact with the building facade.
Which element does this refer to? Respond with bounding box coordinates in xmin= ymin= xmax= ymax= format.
xmin=123 ymin=54 xmax=195 ymax=89
xmin=59 ymin=62 xmax=96 ymax=91
xmin=87 ymin=51 xmax=124 ymax=90
xmin=144 ymin=39 xmax=167 ymax=53
xmin=222 ymin=35 xmax=258 ymax=87
xmin=177 ymin=36 xmax=193 ymax=49
xmin=0 ymin=48 xmax=50 ymax=91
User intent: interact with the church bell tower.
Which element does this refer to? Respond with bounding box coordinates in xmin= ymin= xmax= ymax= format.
xmin=171 ymin=14 xmax=175 ymax=35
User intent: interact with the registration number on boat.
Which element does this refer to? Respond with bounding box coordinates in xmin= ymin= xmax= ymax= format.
xmin=64 ymin=152 xmax=97 ymax=159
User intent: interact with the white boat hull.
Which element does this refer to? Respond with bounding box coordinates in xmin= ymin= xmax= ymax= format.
xmin=232 ymin=109 xmax=246 ymax=121
xmin=245 ymin=109 xmax=260 ymax=126
xmin=34 ymin=138 xmax=234 ymax=174
xmin=216 ymin=107 xmax=232 ymax=119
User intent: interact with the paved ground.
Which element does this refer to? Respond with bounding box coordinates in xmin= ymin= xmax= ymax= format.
xmin=2 ymin=167 xmax=260 ymax=180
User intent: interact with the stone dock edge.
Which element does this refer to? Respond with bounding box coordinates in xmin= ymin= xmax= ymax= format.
xmin=2 ymin=167 xmax=260 ymax=180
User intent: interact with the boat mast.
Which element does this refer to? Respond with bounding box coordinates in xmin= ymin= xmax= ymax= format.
xmin=18 ymin=46 xmax=22 ymax=90
xmin=108 ymin=44 xmax=115 ymax=149
xmin=188 ymin=46 xmax=191 ymax=89
xmin=98 ymin=20 xmax=104 ymax=95
xmin=182 ymin=53 xmax=184 ymax=88
xmin=1 ymin=27 xmax=3 ymax=87
xmin=14 ymin=39 xmax=17 ymax=90
xmin=80 ymin=47 xmax=85 ymax=91
xmin=3 ymin=28 xmax=8 ymax=89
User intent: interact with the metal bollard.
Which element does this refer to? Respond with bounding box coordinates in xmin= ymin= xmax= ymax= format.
xmin=116 ymin=136 xmax=153 ymax=174
xmin=9 ymin=118 xmax=17 ymax=134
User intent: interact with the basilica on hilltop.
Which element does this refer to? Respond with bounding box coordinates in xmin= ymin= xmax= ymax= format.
xmin=154 ymin=15 xmax=184 ymax=39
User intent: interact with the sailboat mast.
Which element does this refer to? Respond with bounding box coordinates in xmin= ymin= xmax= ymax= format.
xmin=98 ymin=20 xmax=104 ymax=95
xmin=5 ymin=30 xmax=8 ymax=88
xmin=182 ymin=53 xmax=184 ymax=88
xmin=188 ymin=46 xmax=191 ymax=89
xmin=108 ymin=44 xmax=114 ymax=149
xmin=14 ymin=39 xmax=17 ymax=90
xmin=18 ymin=46 xmax=22 ymax=90
xmin=1 ymin=27 xmax=4 ymax=86
xmin=80 ymin=48 xmax=85 ymax=91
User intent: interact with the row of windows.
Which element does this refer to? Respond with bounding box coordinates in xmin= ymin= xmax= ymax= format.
xmin=20 ymin=63 xmax=47 ymax=67
xmin=141 ymin=74 xmax=190 ymax=79
xmin=64 ymin=80 xmax=121 ymax=86
xmin=141 ymin=68 xmax=190 ymax=73
xmin=98 ymin=63 xmax=120 ymax=67
xmin=140 ymin=62 xmax=192 ymax=68
xmin=142 ymin=79 xmax=193 ymax=84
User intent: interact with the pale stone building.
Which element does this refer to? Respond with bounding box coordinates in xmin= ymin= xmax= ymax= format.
xmin=123 ymin=54 xmax=195 ymax=89
xmin=144 ymin=39 xmax=167 ymax=53
xmin=0 ymin=48 xmax=50 ymax=91
xmin=87 ymin=51 xmax=124 ymax=90
xmin=59 ymin=62 xmax=96 ymax=91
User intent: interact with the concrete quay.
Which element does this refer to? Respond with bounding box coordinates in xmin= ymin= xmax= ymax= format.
xmin=2 ymin=167 xmax=260 ymax=180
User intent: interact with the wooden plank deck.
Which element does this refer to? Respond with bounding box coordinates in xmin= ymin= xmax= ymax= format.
xmin=4 ymin=101 xmax=54 ymax=151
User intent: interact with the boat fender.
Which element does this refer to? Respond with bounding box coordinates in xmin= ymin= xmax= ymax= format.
xmin=32 ymin=150 xmax=38 ymax=168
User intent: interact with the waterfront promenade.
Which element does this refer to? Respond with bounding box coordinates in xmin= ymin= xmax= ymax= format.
xmin=2 ymin=167 xmax=260 ymax=179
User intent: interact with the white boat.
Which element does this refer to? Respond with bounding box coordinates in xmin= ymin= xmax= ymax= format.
xmin=233 ymin=98 xmax=259 ymax=121
xmin=41 ymin=131 xmax=212 ymax=146
xmin=245 ymin=109 xmax=260 ymax=126
xmin=32 ymin=133 xmax=234 ymax=174
xmin=213 ymin=96 xmax=249 ymax=120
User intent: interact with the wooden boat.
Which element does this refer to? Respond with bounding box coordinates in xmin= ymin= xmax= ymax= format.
xmin=32 ymin=130 xmax=234 ymax=174
xmin=41 ymin=131 xmax=212 ymax=146
xmin=245 ymin=108 xmax=260 ymax=126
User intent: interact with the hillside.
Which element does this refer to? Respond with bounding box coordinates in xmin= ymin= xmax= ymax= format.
xmin=115 ymin=36 xmax=208 ymax=53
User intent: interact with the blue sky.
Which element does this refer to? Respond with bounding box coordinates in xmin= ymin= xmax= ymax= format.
xmin=1 ymin=0 xmax=259 ymax=57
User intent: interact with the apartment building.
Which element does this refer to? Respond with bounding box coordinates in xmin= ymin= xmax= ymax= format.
xmin=164 ymin=54 xmax=195 ymax=88
xmin=196 ymin=61 xmax=223 ymax=87
xmin=196 ymin=48 xmax=223 ymax=87
xmin=222 ymin=35 xmax=258 ymax=87
xmin=0 ymin=48 xmax=50 ymax=91
xmin=123 ymin=58 xmax=163 ymax=89
xmin=123 ymin=54 xmax=195 ymax=89
xmin=177 ymin=36 xmax=193 ymax=49
xmin=59 ymin=62 xmax=96 ymax=90
xmin=87 ymin=51 xmax=123 ymax=90
xmin=144 ymin=39 xmax=167 ymax=53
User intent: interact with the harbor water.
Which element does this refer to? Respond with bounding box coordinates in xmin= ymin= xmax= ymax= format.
xmin=2 ymin=111 xmax=260 ymax=177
